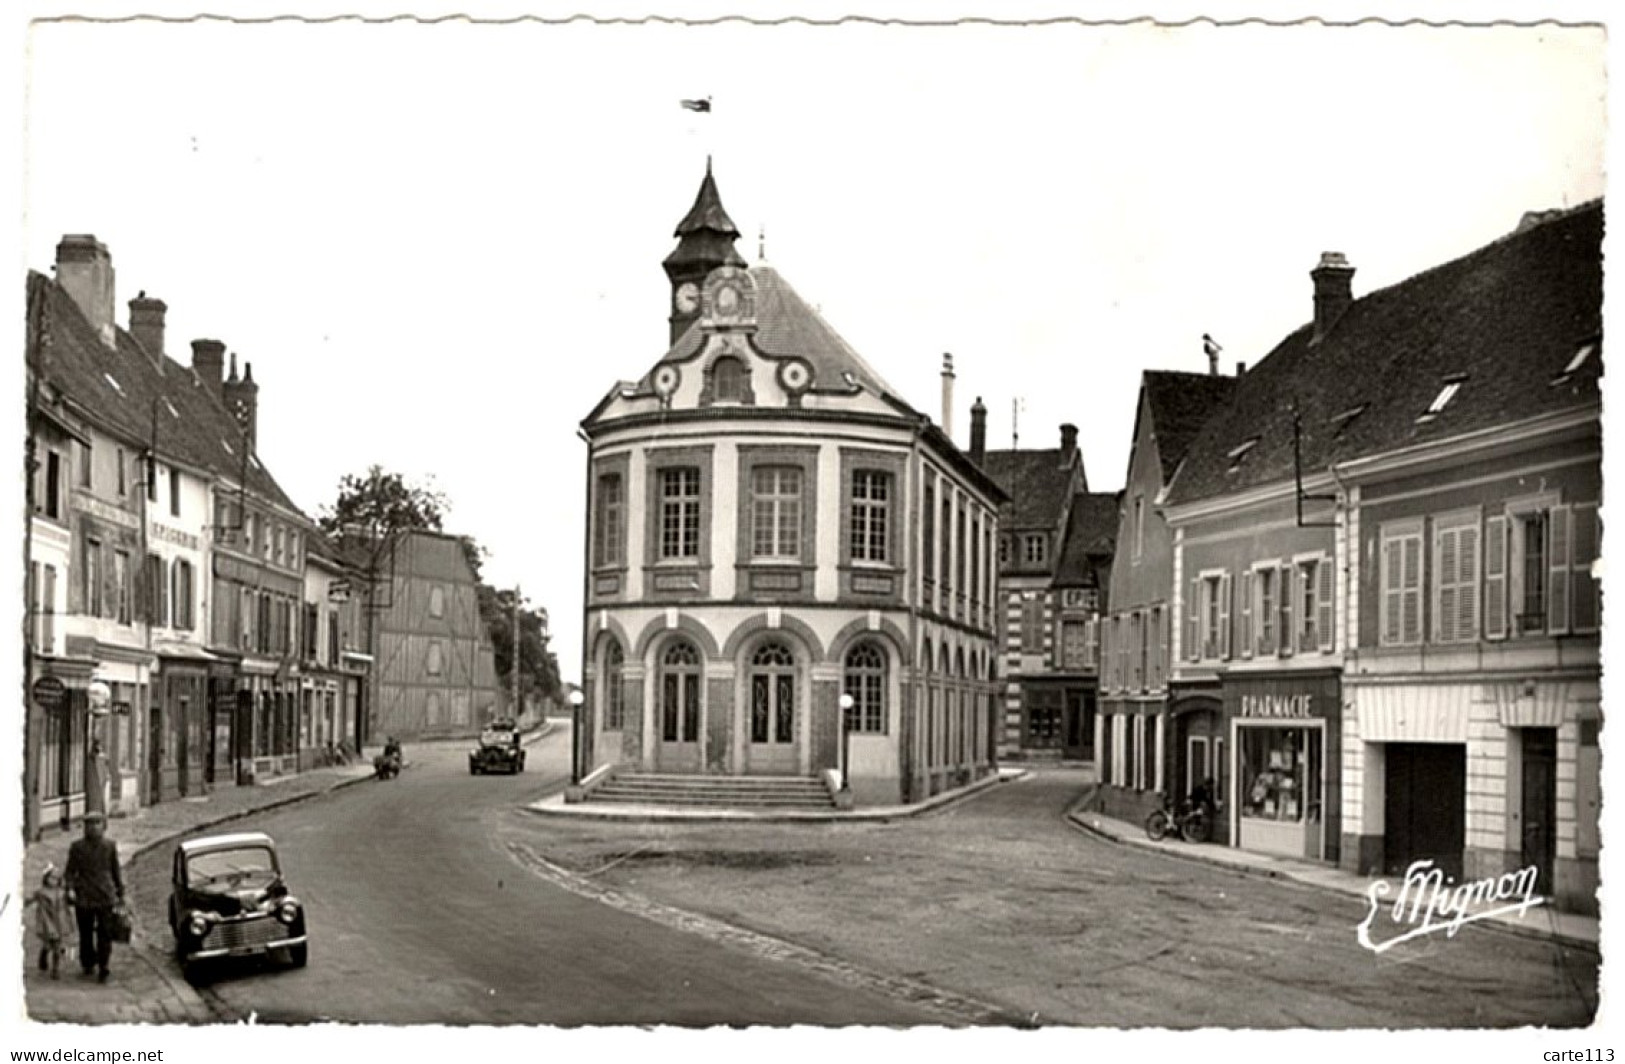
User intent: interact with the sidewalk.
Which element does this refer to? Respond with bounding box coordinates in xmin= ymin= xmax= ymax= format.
xmin=1066 ymin=796 xmax=1599 ymax=953
xmin=21 ymin=759 xmax=378 ymax=1024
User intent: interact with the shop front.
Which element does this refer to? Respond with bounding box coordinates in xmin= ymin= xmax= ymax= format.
xmin=1170 ymin=692 xmax=1227 ymax=846
xmin=1226 ymin=671 xmax=1341 ymax=864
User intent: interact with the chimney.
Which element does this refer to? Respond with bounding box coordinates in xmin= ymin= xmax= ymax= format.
xmin=55 ymin=235 xmax=116 ymax=347
xmin=1060 ymin=423 xmax=1078 ymax=464
xmin=222 ymin=353 xmax=260 ymax=451
xmin=191 ymin=339 xmax=226 ymax=394
xmin=129 ymin=291 xmax=167 ymax=367
xmin=940 ymin=353 xmax=956 ymax=439
xmin=1311 ymin=252 xmax=1355 ymax=344
xmin=970 ymin=396 xmax=987 ymax=465
xmin=1235 ymin=361 xmax=1247 ymax=377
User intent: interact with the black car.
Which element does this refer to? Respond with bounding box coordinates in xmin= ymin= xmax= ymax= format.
xmin=168 ymin=831 xmax=307 ymax=977
xmin=469 ymin=719 xmax=525 ymax=775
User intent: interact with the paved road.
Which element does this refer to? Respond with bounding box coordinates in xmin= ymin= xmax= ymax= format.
xmin=523 ymin=767 xmax=1600 ymax=1028
xmin=124 ymin=734 xmax=945 ymax=1026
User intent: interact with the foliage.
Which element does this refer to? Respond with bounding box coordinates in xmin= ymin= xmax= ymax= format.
xmin=478 ymin=584 xmax=562 ymax=707
xmin=318 ymin=465 xmax=448 ymax=561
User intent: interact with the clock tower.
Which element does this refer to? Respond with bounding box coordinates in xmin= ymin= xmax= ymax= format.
xmin=663 ymin=159 xmax=746 ymax=347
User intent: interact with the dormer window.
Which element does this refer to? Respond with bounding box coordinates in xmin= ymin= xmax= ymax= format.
xmin=1418 ymin=375 xmax=1466 ymax=422
xmin=1331 ymin=404 xmax=1367 ymax=437
xmin=1551 ymin=341 xmax=1597 ymax=386
xmin=1226 ymin=437 xmax=1260 ymax=473
xmin=1023 ymin=534 xmax=1047 ymax=565
xmin=712 ymin=356 xmax=746 ymax=402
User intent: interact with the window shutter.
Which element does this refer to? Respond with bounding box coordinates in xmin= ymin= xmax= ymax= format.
xmin=1278 ymin=564 xmax=1295 ymax=657
xmin=1457 ymin=524 xmax=1479 ymax=642
xmin=1571 ymin=504 xmax=1600 ymax=633
xmin=1381 ymin=538 xmax=1401 ymax=644
xmin=1085 ymin=617 xmax=1099 ymax=670
xmin=1549 ymin=504 xmax=1571 ymax=635
xmin=1484 ymin=515 xmax=1508 ymax=639
xmin=1436 ymin=528 xmax=1458 ymax=643
xmin=1240 ymin=570 xmax=1254 ymax=659
xmin=1103 ymin=618 xmax=1115 ymax=689
xmin=1402 ymin=535 xmax=1422 ymax=644
xmin=1218 ymin=573 xmax=1233 ymax=660
xmin=1187 ymin=579 xmax=1200 ymax=661
xmin=1317 ymin=553 xmax=1335 ymax=652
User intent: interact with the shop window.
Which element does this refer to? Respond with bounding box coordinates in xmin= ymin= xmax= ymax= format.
xmin=1239 ymin=725 xmax=1322 ymax=829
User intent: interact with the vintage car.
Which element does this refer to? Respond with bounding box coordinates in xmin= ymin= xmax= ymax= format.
xmin=469 ymin=719 xmax=525 ymax=775
xmin=168 ymin=831 xmax=307 ymax=975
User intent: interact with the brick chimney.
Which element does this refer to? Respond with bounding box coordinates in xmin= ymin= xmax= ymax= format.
xmin=191 ymin=339 xmax=226 ymax=395
xmin=222 ymin=353 xmax=260 ymax=451
xmin=129 ymin=291 xmax=167 ymax=367
xmin=969 ymin=396 xmax=987 ymax=465
xmin=1311 ymin=252 xmax=1355 ymax=344
xmin=940 ymin=353 xmax=956 ymax=440
xmin=1060 ymin=423 xmax=1078 ymax=465
xmin=55 ymin=235 xmax=116 ymax=347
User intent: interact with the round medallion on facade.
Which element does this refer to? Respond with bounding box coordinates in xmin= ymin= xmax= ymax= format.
xmin=652 ymin=364 xmax=681 ymax=397
xmin=777 ymin=358 xmax=813 ymax=395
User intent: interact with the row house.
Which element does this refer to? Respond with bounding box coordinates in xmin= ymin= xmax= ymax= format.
xmin=1096 ymin=368 xmax=1237 ymax=827
xmin=1154 ymin=201 xmax=1602 ymax=910
xmin=302 ymin=538 xmax=372 ymax=761
xmin=577 ymin=164 xmax=1006 ymax=805
xmin=23 ymin=235 xmax=370 ymax=836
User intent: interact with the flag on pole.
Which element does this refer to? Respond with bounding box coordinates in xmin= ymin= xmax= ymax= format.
xmin=680 ymin=97 xmax=712 ymax=112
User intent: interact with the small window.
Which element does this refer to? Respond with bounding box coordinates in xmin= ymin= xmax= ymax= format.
xmin=712 ymin=356 xmax=746 ymax=402
xmin=429 ymin=585 xmax=446 ymax=618
xmin=1552 ymin=342 xmax=1598 ymax=386
xmin=1418 ymin=377 xmax=1466 ymax=422
xmin=169 ymin=466 xmax=182 ymax=517
xmin=1331 ymin=404 xmax=1367 ymax=437
xmin=116 ymin=448 xmax=128 ymax=496
xmin=1023 ymin=534 xmax=1047 ymax=565
xmin=426 ymin=641 xmax=444 ymax=676
xmin=103 ymin=373 xmax=124 ymax=396
xmin=1226 ymin=437 xmax=1260 ymax=473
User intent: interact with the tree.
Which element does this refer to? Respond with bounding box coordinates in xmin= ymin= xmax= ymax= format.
xmin=318 ymin=465 xmax=447 ymax=544
xmin=478 ymin=585 xmax=562 ymax=711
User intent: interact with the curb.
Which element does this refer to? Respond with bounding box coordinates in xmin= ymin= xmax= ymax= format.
xmin=1062 ymin=793 xmax=1597 ymax=955
xmin=520 ymin=767 xmax=1028 ymax=824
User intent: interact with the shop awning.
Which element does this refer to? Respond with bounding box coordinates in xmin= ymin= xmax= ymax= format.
xmin=1353 ymin=683 xmax=1472 ymax=743
xmin=153 ymin=640 xmax=219 ymax=662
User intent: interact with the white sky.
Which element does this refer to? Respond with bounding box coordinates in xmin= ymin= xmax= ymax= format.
xmin=6 ymin=2 xmax=1618 ymax=1046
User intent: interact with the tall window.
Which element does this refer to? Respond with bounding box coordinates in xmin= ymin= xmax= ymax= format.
xmin=113 ymin=550 xmax=131 ymax=625
xmin=1060 ymin=619 xmax=1088 ymax=670
xmin=170 ymin=466 xmax=183 ymax=516
xmin=712 ymin=356 xmax=745 ymax=402
xmin=1133 ymin=495 xmax=1145 ymax=561
xmin=603 ymin=640 xmax=626 ymax=730
xmin=304 ymin=602 xmax=320 ymax=658
xmin=922 ymin=482 xmax=936 ymax=583
xmin=76 ymin=441 xmax=92 ymax=489
xmin=659 ymin=467 xmax=702 ymax=560
xmin=1020 ymin=594 xmax=1046 ymax=653
xmin=750 ymin=641 xmax=797 ymax=744
xmin=116 ymin=447 xmax=127 ymax=497
xmin=426 ymin=641 xmax=443 ymax=676
xmin=844 ymin=642 xmax=887 ymax=734
xmin=661 ymin=640 xmax=702 ymax=742
xmin=955 ymin=503 xmax=967 ymax=597
xmin=751 ymin=466 xmax=802 ymax=560
xmin=998 ymin=535 xmax=1010 ymax=565
xmin=595 ymin=473 xmax=624 ymax=567
xmin=145 ymin=554 xmax=168 ymax=628
xmin=37 ymin=449 xmax=63 ymax=520
xmin=1204 ymin=576 xmax=1222 ymax=658
xmin=1519 ymin=511 xmax=1548 ymax=634
xmin=938 ymin=497 xmax=951 ymax=585
xmin=1433 ymin=521 xmax=1480 ymax=644
xmin=1380 ymin=525 xmax=1425 ymax=645
xmin=1256 ymin=567 xmax=1277 ymax=655
xmin=851 ymin=470 xmax=891 ymax=563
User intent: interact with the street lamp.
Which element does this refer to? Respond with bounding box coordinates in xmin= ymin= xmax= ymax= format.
xmin=838 ymin=692 xmax=854 ymax=795
xmin=86 ymin=681 xmax=111 ymax=819
xmin=568 ymin=688 xmax=585 ymax=786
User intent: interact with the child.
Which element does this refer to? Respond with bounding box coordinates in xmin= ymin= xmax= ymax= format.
xmin=28 ymin=864 xmax=66 ymax=979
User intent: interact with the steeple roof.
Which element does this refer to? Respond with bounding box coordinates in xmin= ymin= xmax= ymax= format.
xmin=664 ymin=160 xmax=747 ymax=273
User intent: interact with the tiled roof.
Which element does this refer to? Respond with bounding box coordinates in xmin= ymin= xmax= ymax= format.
xmin=1168 ymin=201 xmax=1603 ymax=505
xmin=28 ymin=271 xmax=309 ymax=521
xmin=981 ymin=448 xmax=1080 ymax=529
xmin=1053 ymin=491 xmax=1120 ymax=587
xmin=652 ymin=265 xmax=901 ymax=397
xmin=1142 ymin=371 xmax=1238 ymax=483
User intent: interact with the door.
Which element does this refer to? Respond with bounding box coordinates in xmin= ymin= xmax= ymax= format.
xmin=656 ymin=640 xmax=703 ymax=772
xmin=147 ymin=696 xmax=164 ymax=804
xmin=1383 ymin=743 xmax=1466 ymax=879
xmin=1520 ymin=728 xmax=1557 ymax=895
xmin=1062 ymin=689 xmax=1092 ymax=760
xmin=747 ymin=641 xmax=799 ymax=775
xmin=1187 ymin=735 xmax=1210 ymax=798
xmin=175 ymin=694 xmax=191 ymax=797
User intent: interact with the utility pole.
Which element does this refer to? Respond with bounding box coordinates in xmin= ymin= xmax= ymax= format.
xmin=511 ymin=584 xmax=521 ymax=720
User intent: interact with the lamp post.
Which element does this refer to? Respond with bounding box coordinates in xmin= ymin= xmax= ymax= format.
xmin=838 ymin=692 xmax=854 ymax=796
xmin=86 ymin=680 xmax=111 ymax=819
xmin=568 ymin=688 xmax=585 ymax=786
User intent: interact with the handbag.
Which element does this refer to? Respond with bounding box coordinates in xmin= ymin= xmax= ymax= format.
xmin=110 ymin=905 xmax=133 ymax=944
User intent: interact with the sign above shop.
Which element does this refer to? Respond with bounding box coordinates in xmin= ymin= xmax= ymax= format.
xmin=31 ymin=675 xmax=66 ymax=708
xmin=1240 ymin=693 xmax=1315 ymax=719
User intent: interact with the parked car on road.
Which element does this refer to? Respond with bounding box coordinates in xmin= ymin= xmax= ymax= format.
xmin=469 ymin=718 xmax=526 ymax=775
xmin=168 ymin=831 xmax=307 ymax=977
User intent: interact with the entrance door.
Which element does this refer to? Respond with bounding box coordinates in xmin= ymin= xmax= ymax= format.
xmin=175 ymin=694 xmax=191 ymax=797
xmin=656 ymin=640 xmax=702 ymax=772
xmin=147 ymin=697 xmax=164 ymax=804
xmin=1062 ymin=689 xmax=1092 ymax=760
xmin=1187 ymin=735 xmax=1210 ymax=797
xmin=1383 ymin=743 xmax=1466 ymax=879
xmin=747 ymin=641 xmax=799 ymax=775
xmin=1520 ymin=728 xmax=1557 ymax=895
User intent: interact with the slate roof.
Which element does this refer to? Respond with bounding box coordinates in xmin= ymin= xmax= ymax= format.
xmin=1053 ymin=491 xmax=1120 ymax=587
xmin=27 ymin=271 xmax=309 ymax=521
xmin=1168 ymin=200 xmax=1603 ymax=506
xmin=651 ymin=265 xmax=901 ymax=397
xmin=1142 ymin=371 xmax=1238 ymax=484
xmin=663 ymin=162 xmax=747 ymax=272
xmin=981 ymin=448 xmax=1081 ymax=529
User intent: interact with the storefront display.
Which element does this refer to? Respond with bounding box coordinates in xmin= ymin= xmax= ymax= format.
xmin=1225 ymin=672 xmax=1341 ymax=863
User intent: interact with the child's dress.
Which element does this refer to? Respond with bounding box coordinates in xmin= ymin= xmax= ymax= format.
xmin=31 ymin=883 xmax=66 ymax=975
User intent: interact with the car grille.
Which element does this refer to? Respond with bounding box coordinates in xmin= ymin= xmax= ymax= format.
xmin=203 ymin=914 xmax=286 ymax=951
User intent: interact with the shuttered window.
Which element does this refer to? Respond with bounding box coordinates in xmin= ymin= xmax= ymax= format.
xmin=1316 ymin=554 xmax=1335 ymax=652
xmin=1434 ymin=517 xmax=1480 ymax=644
xmin=1239 ymin=570 xmax=1254 ymax=659
xmin=1548 ymin=505 xmax=1571 ymax=635
xmin=1484 ymin=515 xmax=1509 ymax=639
xmin=1571 ymin=503 xmax=1600 ymax=633
xmin=1381 ymin=524 xmax=1425 ymax=646
xmin=1277 ymin=563 xmax=1295 ymax=657
xmin=1217 ymin=573 xmax=1233 ymax=660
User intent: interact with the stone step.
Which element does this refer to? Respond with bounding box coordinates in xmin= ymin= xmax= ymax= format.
xmin=590 ymin=790 xmax=835 ymax=809
xmin=598 ymin=782 xmax=831 ymax=798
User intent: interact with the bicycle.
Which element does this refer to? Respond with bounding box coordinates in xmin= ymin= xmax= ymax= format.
xmin=1144 ymin=792 xmax=1214 ymax=844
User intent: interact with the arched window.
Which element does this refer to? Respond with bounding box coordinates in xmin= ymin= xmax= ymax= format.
xmin=712 ymin=356 xmax=746 ymax=402
xmin=750 ymin=640 xmax=796 ymax=745
xmin=603 ymin=639 xmax=625 ymax=731
xmin=844 ymin=642 xmax=887 ymax=735
xmin=660 ymin=639 xmax=701 ymax=743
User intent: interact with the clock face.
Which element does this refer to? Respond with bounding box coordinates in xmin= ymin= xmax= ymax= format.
xmin=674 ymin=282 xmax=700 ymax=314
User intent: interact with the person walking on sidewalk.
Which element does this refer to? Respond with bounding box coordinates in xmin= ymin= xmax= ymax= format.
xmin=64 ymin=811 xmax=124 ymax=982
xmin=27 ymin=864 xmax=67 ymax=978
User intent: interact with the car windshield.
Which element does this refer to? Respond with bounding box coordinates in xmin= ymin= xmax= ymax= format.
xmin=187 ymin=846 xmax=279 ymax=889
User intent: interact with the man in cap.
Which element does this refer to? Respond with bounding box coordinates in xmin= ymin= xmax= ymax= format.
xmin=64 ymin=810 xmax=124 ymax=982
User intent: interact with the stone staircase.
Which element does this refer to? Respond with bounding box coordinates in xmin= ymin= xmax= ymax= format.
xmin=587 ymin=773 xmax=838 ymax=810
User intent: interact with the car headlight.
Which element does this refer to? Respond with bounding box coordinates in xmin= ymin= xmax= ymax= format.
xmin=277 ymin=899 xmax=301 ymax=924
xmin=187 ymin=913 xmax=209 ymax=937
